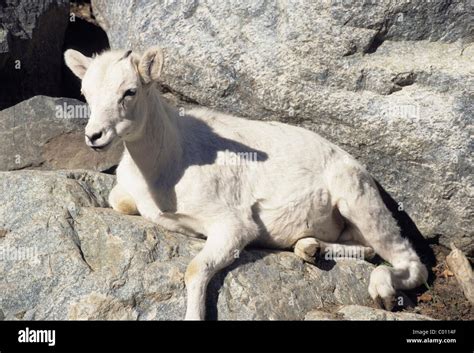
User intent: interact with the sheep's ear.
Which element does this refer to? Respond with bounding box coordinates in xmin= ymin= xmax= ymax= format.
xmin=138 ymin=47 xmax=164 ymax=84
xmin=64 ymin=49 xmax=92 ymax=80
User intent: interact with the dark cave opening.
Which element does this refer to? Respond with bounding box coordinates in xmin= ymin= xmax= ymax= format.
xmin=61 ymin=1 xmax=110 ymax=101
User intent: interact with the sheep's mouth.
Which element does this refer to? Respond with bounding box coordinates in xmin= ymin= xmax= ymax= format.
xmin=91 ymin=140 xmax=113 ymax=152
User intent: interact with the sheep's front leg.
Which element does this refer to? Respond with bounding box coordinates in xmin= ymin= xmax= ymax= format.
xmin=294 ymin=238 xmax=320 ymax=264
xmin=319 ymin=242 xmax=375 ymax=261
xmin=184 ymin=217 xmax=258 ymax=320
xmin=108 ymin=183 xmax=139 ymax=215
xmin=294 ymin=238 xmax=375 ymax=263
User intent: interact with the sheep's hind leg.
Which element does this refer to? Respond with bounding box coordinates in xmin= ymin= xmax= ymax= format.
xmin=109 ymin=183 xmax=139 ymax=215
xmin=334 ymin=179 xmax=428 ymax=311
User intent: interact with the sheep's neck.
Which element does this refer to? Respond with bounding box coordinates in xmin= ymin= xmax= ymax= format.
xmin=124 ymin=90 xmax=183 ymax=185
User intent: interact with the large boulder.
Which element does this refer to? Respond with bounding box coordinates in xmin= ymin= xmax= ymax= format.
xmin=0 ymin=170 xmax=386 ymax=320
xmin=305 ymin=305 xmax=435 ymax=321
xmin=0 ymin=96 xmax=122 ymax=172
xmin=91 ymin=0 xmax=474 ymax=256
xmin=0 ymin=0 xmax=70 ymax=110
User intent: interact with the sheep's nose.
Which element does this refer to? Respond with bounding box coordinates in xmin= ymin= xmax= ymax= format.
xmin=85 ymin=131 xmax=103 ymax=144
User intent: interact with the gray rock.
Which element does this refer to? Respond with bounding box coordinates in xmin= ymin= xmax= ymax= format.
xmin=304 ymin=305 xmax=435 ymax=321
xmin=0 ymin=0 xmax=70 ymax=109
xmin=0 ymin=96 xmax=122 ymax=172
xmin=91 ymin=0 xmax=474 ymax=256
xmin=337 ymin=305 xmax=435 ymax=321
xmin=0 ymin=170 xmax=377 ymax=320
xmin=304 ymin=309 xmax=341 ymax=321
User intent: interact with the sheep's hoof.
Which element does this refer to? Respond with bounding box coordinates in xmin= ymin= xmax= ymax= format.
xmin=373 ymin=295 xmax=396 ymax=311
xmin=114 ymin=198 xmax=139 ymax=215
xmin=294 ymin=238 xmax=320 ymax=264
xmin=364 ymin=247 xmax=376 ymax=261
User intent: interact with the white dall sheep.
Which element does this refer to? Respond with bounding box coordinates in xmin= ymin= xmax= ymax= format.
xmin=65 ymin=47 xmax=428 ymax=320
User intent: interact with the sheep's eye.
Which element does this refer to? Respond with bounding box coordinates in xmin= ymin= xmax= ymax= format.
xmin=123 ymin=88 xmax=136 ymax=98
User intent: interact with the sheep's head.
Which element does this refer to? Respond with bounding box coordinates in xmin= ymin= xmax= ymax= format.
xmin=64 ymin=47 xmax=164 ymax=151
